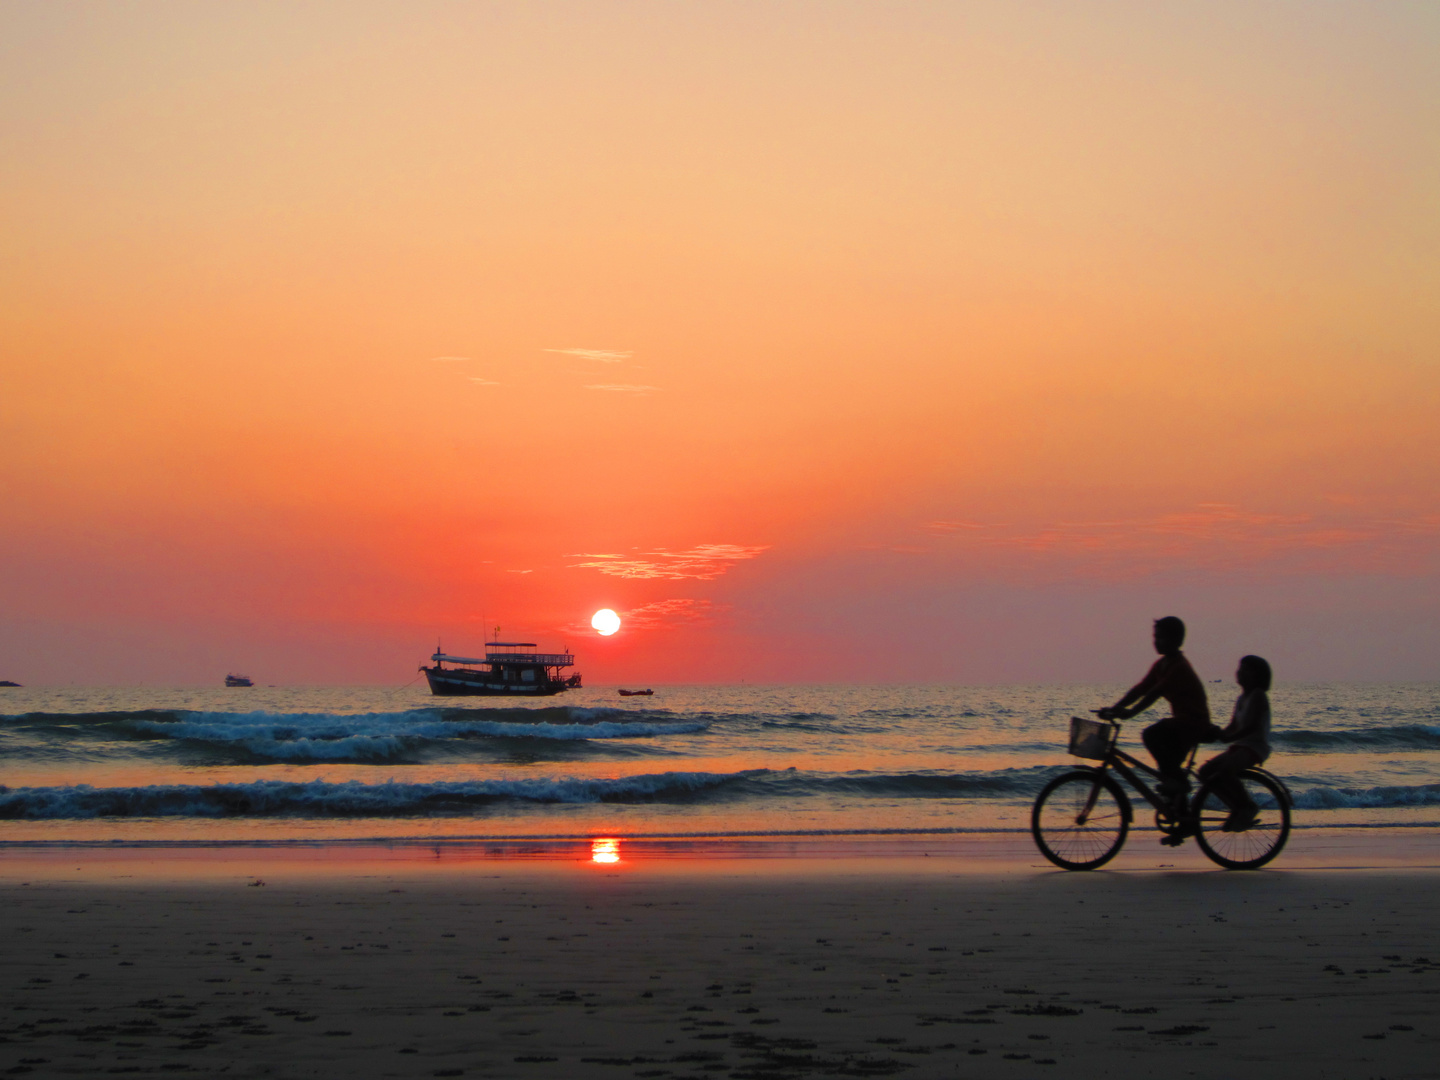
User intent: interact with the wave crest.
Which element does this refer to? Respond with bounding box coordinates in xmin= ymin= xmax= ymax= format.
xmin=1275 ymin=725 xmax=1440 ymax=751
xmin=129 ymin=712 xmax=709 ymax=761
xmin=0 ymin=770 xmax=763 ymax=819
xmin=1290 ymin=782 xmax=1440 ymax=810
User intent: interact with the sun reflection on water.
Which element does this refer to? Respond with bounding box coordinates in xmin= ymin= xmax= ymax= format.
xmin=590 ymin=838 xmax=621 ymax=864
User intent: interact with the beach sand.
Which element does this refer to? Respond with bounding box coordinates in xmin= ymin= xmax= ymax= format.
xmin=1 ymin=833 xmax=1437 ymax=1079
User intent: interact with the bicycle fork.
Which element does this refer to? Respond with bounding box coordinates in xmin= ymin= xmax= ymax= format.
xmin=1073 ymin=776 xmax=1105 ymax=826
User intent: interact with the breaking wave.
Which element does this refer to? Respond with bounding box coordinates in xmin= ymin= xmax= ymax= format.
xmin=0 ymin=707 xmax=708 ymax=762
xmin=1290 ymin=783 xmax=1440 ymax=810
xmin=1274 ymin=725 xmax=1440 ymax=752
xmin=0 ymin=765 xmax=1436 ymax=820
xmin=0 ymin=771 xmax=760 ymax=819
xmin=0 ymin=767 xmax=1070 ymax=819
xmin=770 ymin=768 xmax=1055 ymax=798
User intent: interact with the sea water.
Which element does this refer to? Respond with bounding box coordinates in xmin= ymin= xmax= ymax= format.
xmin=0 ymin=683 xmax=1436 ymax=844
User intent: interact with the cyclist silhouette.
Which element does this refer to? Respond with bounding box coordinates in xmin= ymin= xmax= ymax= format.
xmin=1097 ymin=616 xmax=1214 ymax=800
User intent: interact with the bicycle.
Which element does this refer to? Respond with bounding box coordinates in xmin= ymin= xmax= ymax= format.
xmin=1031 ymin=714 xmax=1292 ymax=870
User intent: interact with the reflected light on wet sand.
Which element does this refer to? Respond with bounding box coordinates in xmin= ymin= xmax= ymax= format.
xmin=591 ymin=838 xmax=621 ymax=864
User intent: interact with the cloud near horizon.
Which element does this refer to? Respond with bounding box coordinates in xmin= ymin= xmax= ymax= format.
xmin=554 ymin=597 xmax=726 ymax=637
xmin=584 ymin=383 xmax=660 ymax=393
xmin=923 ymin=505 xmax=1440 ymax=579
xmin=545 ymin=348 xmax=632 ymax=362
xmin=625 ymin=598 xmax=728 ymax=630
xmin=924 ymin=520 xmax=989 ymax=533
xmin=571 ymin=544 xmax=770 ymax=580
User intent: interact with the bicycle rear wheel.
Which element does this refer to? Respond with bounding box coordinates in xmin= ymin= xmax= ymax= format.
xmin=1193 ymin=769 xmax=1291 ymax=869
xmin=1032 ymin=771 xmax=1130 ymax=870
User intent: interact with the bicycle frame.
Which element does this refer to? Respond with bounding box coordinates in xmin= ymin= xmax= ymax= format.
xmin=1083 ymin=737 xmax=1291 ymax=824
xmin=1099 ymin=746 xmax=1181 ymax=818
xmin=1069 ymin=719 xmax=1200 ymax=824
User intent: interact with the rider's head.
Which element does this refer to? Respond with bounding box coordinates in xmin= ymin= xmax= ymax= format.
xmin=1152 ymin=616 xmax=1185 ymax=654
xmin=1237 ymin=654 xmax=1272 ymax=691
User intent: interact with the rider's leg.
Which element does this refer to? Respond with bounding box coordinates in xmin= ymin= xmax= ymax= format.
xmin=1143 ymin=719 xmax=1193 ymax=793
xmin=1145 ymin=719 xmax=1199 ymax=845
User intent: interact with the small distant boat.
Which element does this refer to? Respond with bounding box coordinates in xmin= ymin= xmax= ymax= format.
xmin=421 ymin=642 xmax=582 ymax=697
xmin=618 ymin=688 xmax=653 ymax=697
xmin=225 ymin=674 xmax=254 ymax=688
xmin=0 ymin=680 xmax=19 ymax=688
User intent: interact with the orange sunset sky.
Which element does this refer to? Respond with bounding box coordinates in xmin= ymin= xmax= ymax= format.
xmin=2 ymin=2 xmax=1437 ymax=686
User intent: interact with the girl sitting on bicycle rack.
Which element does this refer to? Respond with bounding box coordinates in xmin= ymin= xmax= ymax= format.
xmin=1197 ymin=655 xmax=1273 ymax=832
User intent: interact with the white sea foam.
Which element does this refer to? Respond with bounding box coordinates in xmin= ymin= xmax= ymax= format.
xmin=0 ymin=770 xmax=763 ymax=819
xmin=1290 ymin=783 xmax=1440 ymax=810
xmin=123 ymin=710 xmax=709 ymax=760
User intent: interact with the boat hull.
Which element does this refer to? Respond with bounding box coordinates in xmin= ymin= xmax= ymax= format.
xmin=423 ymin=667 xmax=572 ymax=697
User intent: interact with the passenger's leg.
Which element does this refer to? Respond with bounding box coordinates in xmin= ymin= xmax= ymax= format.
xmin=1198 ymin=748 xmax=1260 ymax=826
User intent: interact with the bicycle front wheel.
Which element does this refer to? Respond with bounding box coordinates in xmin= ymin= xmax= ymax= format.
xmin=1032 ymin=771 xmax=1130 ymax=870
xmin=1193 ymin=769 xmax=1291 ymax=870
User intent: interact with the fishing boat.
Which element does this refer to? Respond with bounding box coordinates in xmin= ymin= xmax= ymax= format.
xmin=618 ymin=688 xmax=653 ymax=696
xmin=225 ymin=674 xmax=254 ymax=688
xmin=421 ymin=643 xmax=582 ymax=697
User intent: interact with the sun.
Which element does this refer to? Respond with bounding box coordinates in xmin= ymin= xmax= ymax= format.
xmin=591 ymin=608 xmax=621 ymax=636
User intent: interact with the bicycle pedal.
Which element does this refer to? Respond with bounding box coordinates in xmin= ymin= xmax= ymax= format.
xmin=1159 ymin=833 xmax=1187 ymax=847
xmin=1221 ymin=814 xmax=1260 ymax=833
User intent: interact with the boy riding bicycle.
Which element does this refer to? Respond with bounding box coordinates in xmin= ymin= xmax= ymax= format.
xmin=1097 ymin=616 xmax=1213 ymax=805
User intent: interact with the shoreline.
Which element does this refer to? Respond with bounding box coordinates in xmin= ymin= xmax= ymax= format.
xmin=0 ymin=828 xmax=1435 ymax=881
xmin=1 ymin=818 xmax=1438 ymax=845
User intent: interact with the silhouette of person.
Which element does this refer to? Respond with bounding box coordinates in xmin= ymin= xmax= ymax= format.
xmin=1097 ymin=616 xmax=1213 ymax=796
xmin=1197 ymin=655 xmax=1272 ymax=831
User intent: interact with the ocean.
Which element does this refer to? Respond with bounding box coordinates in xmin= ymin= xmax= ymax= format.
xmin=1 ymin=682 xmax=1437 ymax=845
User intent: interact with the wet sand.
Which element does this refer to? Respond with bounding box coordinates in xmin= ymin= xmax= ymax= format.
xmin=1 ymin=834 xmax=1437 ymax=1079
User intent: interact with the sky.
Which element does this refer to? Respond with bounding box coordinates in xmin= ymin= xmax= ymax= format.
xmin=2 ymin=1 xmax=1437 ymax=686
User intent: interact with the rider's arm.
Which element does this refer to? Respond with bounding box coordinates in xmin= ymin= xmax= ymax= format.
xmin=1102 ymin=658 xmax=1169 ymax=720
xmin=1101 ymin=687 xmax=1163 ymax=720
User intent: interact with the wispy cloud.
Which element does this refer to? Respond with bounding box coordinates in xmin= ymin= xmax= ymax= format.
xmin=584 ymin=383 xmax=661 ymax=393
xmin=544 ymin=348 xmax=632 ymax=363
xmin=570 ymin=544 xmax=769 ymax=580
xmin=468 ymin=377 xmax=503 ymax=386
xmin=623 ymin=598 xmax=728 ymax=629
xmin=429 ymin=356 xmax=471 ymax=363
xmin=556 ymin=597 xmax=727 ymax=636
xmin=924 ymin=520 xmax=989 ymax=533
xmin=923 ymin=504 xmax=1440 ymax=578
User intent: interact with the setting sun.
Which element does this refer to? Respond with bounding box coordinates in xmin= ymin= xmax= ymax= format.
xmin=591 ymin=609 xmax=621 ymax=636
